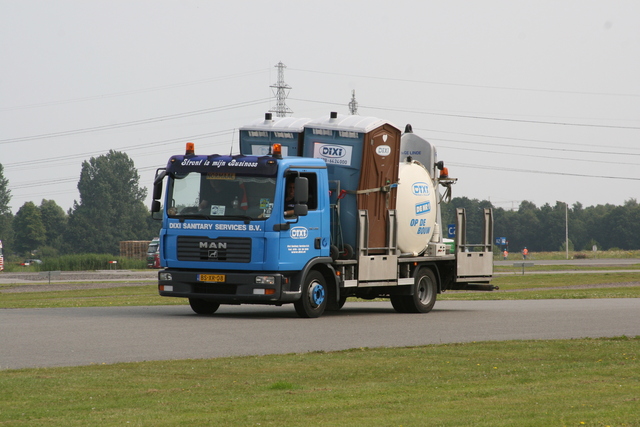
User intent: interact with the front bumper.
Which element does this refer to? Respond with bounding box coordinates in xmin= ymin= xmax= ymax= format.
xmin=157 ymin=269 xmax=301 ymax=304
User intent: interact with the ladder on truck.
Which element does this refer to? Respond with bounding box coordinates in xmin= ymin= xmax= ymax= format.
xmin=355 ymin=209 xmax=399 ymax=286
xmin=454 ymin=207 xmax=494 ymax=290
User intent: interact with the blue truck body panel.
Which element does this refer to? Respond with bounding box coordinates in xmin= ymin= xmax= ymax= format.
xmin=159 ymin=155 xmax=330 ymax=274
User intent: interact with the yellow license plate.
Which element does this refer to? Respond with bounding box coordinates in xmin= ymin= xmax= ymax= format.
xmin=198 ymin=274 xmax=225 ymax=282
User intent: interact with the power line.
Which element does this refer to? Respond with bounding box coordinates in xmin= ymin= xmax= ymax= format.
xmin=10 ymin=177 xmax=79 ymax=190
xmin=289 ymin=68 xmax=640 ymax=98
xmin=417 ymin=127 xmax=640 ymax=152
xmin=289 ymin=98 xmax=640 ymax=130
xmin=5 ymin=131 xmax=239 ymax=192
xmin=450 ymin=162 xmax=640 ymax=181
xmin=432 ymin=137 xmax=640 ymax=157
xmin=0 ymin=69 xmax=269 ymax=112
xmin=442 ymin=144 xmax=640 ymax=166
xmin=2 ymin=129 xmax=236 ymax=169
xmin=362 ymin=104 xmax=640 ymax=131
xmin=0 ymin=99 xmax=270 ymax=145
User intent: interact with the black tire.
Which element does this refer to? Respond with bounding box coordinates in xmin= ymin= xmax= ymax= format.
xmin=294 ymin=271 xmax=327 ymax=318
xmin=326 ymin=294 xmax=347 ymax=311
xmin=405 ymin=268 xmax=437 ymax=313
xmin=330 ymin=245 xmax=339 ymax=260
xmin=390 ymin=294 xmax=409 ymax=313
xmin=189 ymin=298 xmax=220 ymax=315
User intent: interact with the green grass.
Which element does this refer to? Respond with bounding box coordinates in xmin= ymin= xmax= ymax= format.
xmin=1 ymin=254 xmax=147 ymax=272
xmin=441 ymin=272 xmax=640 ymax=300
xmin=491 ymin=272 xmax=640 ymax=289
xmin=1 ymin=338 xmax=638 ymax=426
xmin=441 ymin=286 xmax=640 ymax=300
xmin=496 ymin=249 xmax=640 ymax=261
xmin=494 ymin=264 xmax=640 ymax=273
xmin=0 ymin=284 xmax=184 ymax=309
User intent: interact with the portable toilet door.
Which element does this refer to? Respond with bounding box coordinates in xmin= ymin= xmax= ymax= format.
xmin=357 ymin=123 xmax=400 ymax=252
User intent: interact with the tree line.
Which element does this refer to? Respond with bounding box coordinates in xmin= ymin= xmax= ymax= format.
xmin=1 ymin=153 xmax=637 ymax=258
xmin=0 ymin=151 xmax=159 ymax=259
xmin=441 ymin=197 xmax=640 ymax=253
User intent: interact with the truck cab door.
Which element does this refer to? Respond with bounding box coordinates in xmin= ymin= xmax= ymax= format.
xmin=278 ymin=172 xmax=328 ymax=268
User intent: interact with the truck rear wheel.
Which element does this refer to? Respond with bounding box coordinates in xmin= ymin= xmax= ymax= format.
xmin=189 ymin=298 xmax=220 ymax=315
xmin=294 ymin=271 xmax=327 ymax=318
xmin=406 ymin=268 xmax=437 ymax=313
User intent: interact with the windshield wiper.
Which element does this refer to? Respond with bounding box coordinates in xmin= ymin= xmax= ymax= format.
xmin=174 ymin=214 xmax=254 ymax=223
xmin=224 ymin=215 xmax=253 ymax=224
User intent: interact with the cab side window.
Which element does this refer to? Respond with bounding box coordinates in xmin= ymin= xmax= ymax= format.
xmin=302 ymin=173 xmax=317 ymax=210
xmin=284 ymin=172 xmax=318 ymax=211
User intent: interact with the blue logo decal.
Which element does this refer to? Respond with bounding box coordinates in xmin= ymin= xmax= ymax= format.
xmin=412 ymin=182 xmax=430 ymax=196
xmin=290 ymin=227 xmax=308 ymax=239
xmin=320 ymin=145 xmax=346 ymax=158
xmin=415 ymin=201 xmax=431 ymax=215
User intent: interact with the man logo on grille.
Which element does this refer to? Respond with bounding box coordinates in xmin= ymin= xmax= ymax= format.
xmin=200 ymin=241 xmax=227 ymax=249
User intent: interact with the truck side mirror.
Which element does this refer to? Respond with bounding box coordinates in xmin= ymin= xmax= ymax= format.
xmin=294 ymin=204 xmax=308 ymax=216
xmin=151 ymin=169 xmax=166 ymax=220
xmin=294 ymin=177 xmax=308 ymax=204
xmin=293 ymin=177 xmax=309 ymax=217
xmin=153 ymin=169 xmax=166 ymax=200
xmin=153 ymin=182 xmax=162 ymax=200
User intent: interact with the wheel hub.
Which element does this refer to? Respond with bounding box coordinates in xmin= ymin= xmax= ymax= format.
xmin=310 ymin=283 xmax=325 ymax=307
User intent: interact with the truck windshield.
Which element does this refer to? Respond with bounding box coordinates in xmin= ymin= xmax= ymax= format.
xmin=167 ymin=172 xmax=276 ymax=220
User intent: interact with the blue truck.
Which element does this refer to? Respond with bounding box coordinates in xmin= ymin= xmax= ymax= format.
xmin=151 ymin=113 xmax=495 ymax=317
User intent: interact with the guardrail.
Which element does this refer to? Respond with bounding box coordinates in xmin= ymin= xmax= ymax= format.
xmin=513 ymin=262 xmax=534 ymax=275
xmin=38 ymin=270 xmax=61 ymax=284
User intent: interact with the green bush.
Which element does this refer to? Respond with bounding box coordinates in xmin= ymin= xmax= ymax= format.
xmin=37 ymin=254 xmax=146 ymax=271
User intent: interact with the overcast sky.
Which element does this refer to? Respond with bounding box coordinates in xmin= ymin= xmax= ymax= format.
xmin=1 ymin=0 xmax=638 ymax=214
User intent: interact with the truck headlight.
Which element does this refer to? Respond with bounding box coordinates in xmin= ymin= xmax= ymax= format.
xmin=255 ymin=276 xmax=275 ymax=285
xmin=159 ymin=272 xmax=172 ymax=281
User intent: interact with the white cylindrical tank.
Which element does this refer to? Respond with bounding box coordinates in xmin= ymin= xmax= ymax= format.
xmin=396 ymin=161 xmax=438 ymax=255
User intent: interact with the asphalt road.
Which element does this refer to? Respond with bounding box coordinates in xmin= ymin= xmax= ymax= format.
xmin=1 ymin=298 xmax=639 ymax=370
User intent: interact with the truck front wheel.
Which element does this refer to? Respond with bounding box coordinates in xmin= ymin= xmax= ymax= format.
xmin=294 ymin=271 xmax=327 ymax=318
xmin=189 ymin=298 xmax=220 ymax=315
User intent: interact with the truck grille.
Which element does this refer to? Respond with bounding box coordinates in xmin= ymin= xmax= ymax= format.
xmin=177 ymin=236 xmax=251 ymax=263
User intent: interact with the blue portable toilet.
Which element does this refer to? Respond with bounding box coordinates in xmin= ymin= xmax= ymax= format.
xmin=239 ymin=113 xmax=311 ymax=156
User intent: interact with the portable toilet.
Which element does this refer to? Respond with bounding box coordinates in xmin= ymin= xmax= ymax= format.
xmin=303 ymin=112 xmax=401 ymax=255
xmin=239 ymin=113 xmax=311 ymax=156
